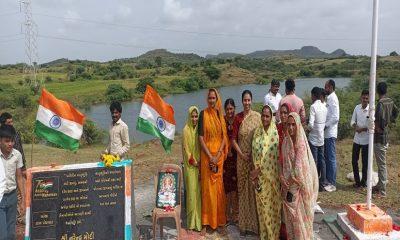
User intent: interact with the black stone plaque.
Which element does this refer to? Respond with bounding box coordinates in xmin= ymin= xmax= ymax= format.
xmin=29 ymin=166 xmax=125 ymax=240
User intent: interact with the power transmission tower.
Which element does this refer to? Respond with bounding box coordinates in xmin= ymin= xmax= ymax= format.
xmin=21 ymin=0 xmax=40 ymax=93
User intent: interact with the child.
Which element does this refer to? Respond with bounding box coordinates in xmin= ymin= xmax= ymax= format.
xmin=0 ymin=125 xmax=25 ymax=239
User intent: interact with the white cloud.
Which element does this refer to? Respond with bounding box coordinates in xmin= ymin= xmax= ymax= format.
xmin=163 ymin=0 xmax=193 ymax=21
xmin=56 ymin=27 xmax=66 ymax=35
xmin=64 ymin=10 xmax=80 ymax=24
xmin=102 ymin=12 xmax=115 ymax=23
xmin=1 ymin=0 xmax=400 ymax=64
xmin=117 ymin=5 xmax=132 ymax=18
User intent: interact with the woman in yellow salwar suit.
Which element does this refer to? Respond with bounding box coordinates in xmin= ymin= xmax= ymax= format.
xmin=198 ymin=88 xmax=228 ymax=234
xmin=182 ymin=106 xmax=202 ymax=232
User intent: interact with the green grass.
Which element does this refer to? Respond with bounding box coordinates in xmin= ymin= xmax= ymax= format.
xmin=318 ymin=139 xmax=399 ymax=210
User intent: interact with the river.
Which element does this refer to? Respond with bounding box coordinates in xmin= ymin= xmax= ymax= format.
xmin=85 ymin=77 xmax=351 ymax=143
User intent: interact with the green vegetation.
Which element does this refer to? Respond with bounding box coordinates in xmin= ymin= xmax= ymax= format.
xmin=1 ymin=50 xmax=399 ymax=146
xmin=106 ymin=84 xmax=131 ymax=102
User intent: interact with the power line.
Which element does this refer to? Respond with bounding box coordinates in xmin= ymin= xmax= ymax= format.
xmin=0 ymin=33 xmax=23 ymax=38
xmin=0 ymin=37 xmax=24 ymax=43
xmin=33 ymin=12 xmax=400 ymax=42
xmin=0 ymin=11 xmax=19 ymax=17
xmin=37 ymin=34 xmax=222 ymax=54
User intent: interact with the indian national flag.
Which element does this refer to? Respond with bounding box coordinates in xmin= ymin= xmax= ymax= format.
xmin=136 ymin=85 xmax=175 ymax=152
xmin=35 ymin=89 xmax=85 ymax=151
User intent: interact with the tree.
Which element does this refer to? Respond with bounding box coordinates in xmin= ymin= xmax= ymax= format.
xmin=390 ymin=51 xmax=399 ymax=56
xmin=299 ymin=68 xmax=314 ymax=77
xmin=135 ymin=77 xmax=155 ymax=94
xmin=106 ymin=84 xmax=131 ymax=102
xmin=155 ymin=56 xmax=162 ymax=67
xmin=203 ymin=65 xmax=221 ymax=81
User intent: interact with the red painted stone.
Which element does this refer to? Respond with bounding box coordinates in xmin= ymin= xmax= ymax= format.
xmin=347 ymin=203 xmax=393 ymax=234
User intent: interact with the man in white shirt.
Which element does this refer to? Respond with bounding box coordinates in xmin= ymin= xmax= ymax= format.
xmin=0 ymin=125 xmax=25 ymax=240
xmin=350 ymin=90 xmax=369 ymax=188
xmin=307 ymin=87 xmax=328 ymax=190
xmin=324 ymin=79 xmax=340 ymax=191
xmin=264 ymin=79 xmax=282 ymax=116
xmin=104 ymin=101 xmax=130 ymax=159
xmin=0 ymin=153 xmax=5 ymax=209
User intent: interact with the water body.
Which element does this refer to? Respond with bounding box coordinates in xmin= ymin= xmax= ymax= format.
xmin=86 ymin=78 xmax=351 ymax=143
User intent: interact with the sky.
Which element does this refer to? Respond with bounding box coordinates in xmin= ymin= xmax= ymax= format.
xmin=0 ymin=0 xmax=399 ymax=64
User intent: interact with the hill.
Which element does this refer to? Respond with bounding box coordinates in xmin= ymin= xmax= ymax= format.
xmin=207 ymin=46 xmax=348 ymax=59
xmin=247 ymin=46 xmax=348 ymax=59
xmin=205 ymin=52 xmax=243 ymax=59
xmin=119 ymin=49 xmax=203 ymax=64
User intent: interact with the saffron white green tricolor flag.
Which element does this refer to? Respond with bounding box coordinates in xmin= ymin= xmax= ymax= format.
xmin=35 ymin=89 xmax=86 ymax=151
xmin=137 ymin=85 xmax=176 ymax=153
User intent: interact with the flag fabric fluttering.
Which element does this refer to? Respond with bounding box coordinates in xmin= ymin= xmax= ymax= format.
xmin=136 ymin=85 xmax=176 ymax=153
xmin=35 ymin=89 xmax=85 ymax=151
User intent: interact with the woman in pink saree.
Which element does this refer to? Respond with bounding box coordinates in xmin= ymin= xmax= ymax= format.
xmin=281 ymin=112 xmax=318 ymax=240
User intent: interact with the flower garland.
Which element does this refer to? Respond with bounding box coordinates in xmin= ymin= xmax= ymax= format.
xmin=101 ymin=154 xmax=121 ymax=167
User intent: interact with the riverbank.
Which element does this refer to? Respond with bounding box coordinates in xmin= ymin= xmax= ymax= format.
xmin=2 ymin=55 xmax=399 ymax=109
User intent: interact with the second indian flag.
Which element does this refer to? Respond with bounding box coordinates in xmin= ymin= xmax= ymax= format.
xmin=136 ymin=85 xmax=176 ymax=152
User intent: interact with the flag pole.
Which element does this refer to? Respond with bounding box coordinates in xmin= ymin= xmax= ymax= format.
xmin=30 ymin=134 xmax=35 ymax=168
xmin=366 ymin=0 xmax=380 ymax=210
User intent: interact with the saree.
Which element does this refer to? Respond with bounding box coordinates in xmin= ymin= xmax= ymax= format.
xmin=224 ymin=116 xmax=239 ymax=223
xmin=182 ymin=106 xmax=202 ymax=231
xmin=200 ymin=89 xmax=228 ymax=229
xmin=277 ymin=103 xmax=295 ymax=166
xmin=223 ymin=116 xmax=237 ymax=193
xmin=281 ymin=112 xmax=318 ymax=240
xmin=234 ymin=110 xmax=261 ymax=233
xmin=252 ymin=110 xmax=282 ymax=240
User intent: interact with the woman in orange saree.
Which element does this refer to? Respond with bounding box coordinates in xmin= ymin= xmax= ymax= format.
xmin=198 ymin=88 xmax=228 ymax=234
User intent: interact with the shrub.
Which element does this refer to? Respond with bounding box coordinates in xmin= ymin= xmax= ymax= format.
xmin=45 ymin=76 xmax=53 ymax=82
xmin=135 ymin=77 xmax=155 ymax=94
xmin=169 ymin=78 xmax=185 ymax=89
xmin=299 ymin=68 xmax=314 ymax=77
xmin=188 ymin=74 xmax=209 ymax=89
xmin=256 ymin=77 xmax=269 ymax=85
xmin=106 ymin=84 xmax=131 ymax=102
xmin=14 ymin=91 xmax=33 ymax=108
xmin=81 ymin=119 xmax=105 ymax=145
xmin=203 ymin=65 xmax=221 ymax=81
xmin=183 ymin=77 xmax=199 ymax=92
xmin=170 ymin=62 xmax=182 ymax=72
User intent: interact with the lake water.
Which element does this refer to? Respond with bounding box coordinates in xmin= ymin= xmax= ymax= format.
xmin=86 ymin=78 xmax=351 ymax=143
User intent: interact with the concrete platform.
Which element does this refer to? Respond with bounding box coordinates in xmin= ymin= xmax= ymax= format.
xmin=337 ymin=213 xmax=400 ymax=240
xmin=347 ymin=203 xmax=392 ymax=234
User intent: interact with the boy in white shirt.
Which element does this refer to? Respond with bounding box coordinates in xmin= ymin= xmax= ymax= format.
xmin=307 ymin=87 xmax=328 ymax=190
xmin=351 ymin=90 xmax=370 ymax=188
xmin=0 ymin=125 xmax=25 ymax=240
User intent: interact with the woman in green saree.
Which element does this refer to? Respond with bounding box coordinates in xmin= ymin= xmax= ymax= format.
xmin=251 ymin=105 xmax=282 ymax=239
xmin=182 ymin=106 xmax=202 ymax=232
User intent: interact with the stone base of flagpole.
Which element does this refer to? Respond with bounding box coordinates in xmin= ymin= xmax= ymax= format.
xmin=337 ymin=204 xmax=400 ymax=240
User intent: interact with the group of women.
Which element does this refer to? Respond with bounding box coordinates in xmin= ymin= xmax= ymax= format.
xmin=181 ymin=88 xmax=318 ymax=240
